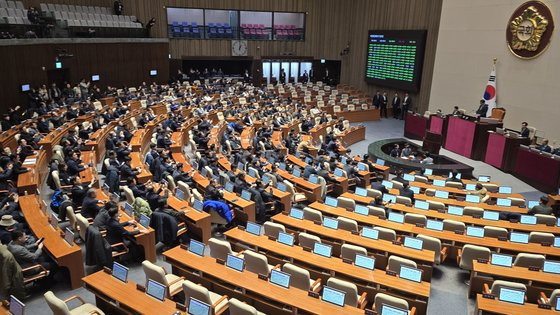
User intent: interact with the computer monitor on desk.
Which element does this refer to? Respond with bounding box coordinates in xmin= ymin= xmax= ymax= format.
xmin=112 ymin=262 xmax=129 ymax=282
xmin=380 ymin=304 xmax=408 ymax=315
xmin=322 ymin=286 xmax=346 ymax=307
xmin=146 ymin=279 xmax=166 ymax=301
xmin=498 ymin=287 xmax=525 ymax=305
xmin=188 ymin=297 xmax=211 ymax=315
xmin=9 ymin=295 xmax=25 ymax=315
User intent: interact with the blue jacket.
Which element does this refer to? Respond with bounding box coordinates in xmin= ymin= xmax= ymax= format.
xmin=203 ymin=200 xmax=232 ymax=223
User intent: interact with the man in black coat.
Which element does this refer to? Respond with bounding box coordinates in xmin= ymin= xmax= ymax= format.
xmin=401 ymin=93 xmax=412 ymax=120
xmin=372 ymin=91 xmax=381 ymax=109
xmin=391 ymin=92 xmax=401 ymax=119
xmin=399 ymin=181 xmax=415 ymax=203
xmin=81 ymin=189 xmax=103 ymax=219
xmin=475 ymin=99 xmax=488 ymax=117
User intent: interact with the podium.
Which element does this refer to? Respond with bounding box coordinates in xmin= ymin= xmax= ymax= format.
xmin=404 ymin=111 xmax=428 ymax=140
xmin=444 ymin=116 xmax=502 ymax=160
xmin=484 ymin=131 xmax=530 ymax=172
xmin=422 ymin=131 xmax=442 ymax=155
xmin=513 ymin=146 xmax=560 ymax=193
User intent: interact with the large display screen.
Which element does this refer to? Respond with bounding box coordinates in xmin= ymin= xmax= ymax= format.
xmin=365 ymin=30 xmax=427 ymax=92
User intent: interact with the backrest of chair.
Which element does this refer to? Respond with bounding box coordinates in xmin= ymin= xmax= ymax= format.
xmin=263 ymin=173 xmax=277 ymax=186
xmin=395 ymin=196 xmax=411 ymax=206
xmin=404 ymin=213 xmax=427 ymax=226
xmin=66 ymin=206 xmax=77 ymax=231
xmin=303 ymin=207 xmax=323 ymax=222
xmin=337 ymin=216 xmax=358 ymax=232
xmin=507 ymin=197 xmax=525 ymax=207
xmin=367 ymin=206 xmax=386 ymax=219
xmin=52 ymin=170 xmax=62 ymax=189
xmin=443 ymin=219 xmax=465 ymax=233
xmin=491 ymin=108 xmax=506 ymax=121
xmin=366 ymin=188 xmax=382 ymax=198
xmin=425 ymin=188 xmax=435 ymax=197
xmin=336 ymin=196 xmax=355 ymax=211
xmin=317 ymin=176 xmax=327 ymax=199
xmin=513 ymin=253 xmax=545 ymax=268
xmin=391 ymin=181 xmax=404 ymax=190
xmin=535 ymin=214 xmax=556 ymax=225
xmin=481 ymin=183 xmax=498 ymax=193
xmin=459 ymin=244 xmax=490 ymax=270
xmin=463 ymin=206 xmax=484 ymax=218
xmin=483 ymin=226 xmax=508 ymax=239
xmin=374 ymin=293 xmax=409 ymax=315
xmin=374 ymin=226 xmax=396 ymax=242
xmin=445 ymin=181 xmax=463 ymax=189
xmin=142 ymin=260 xmax=168 ymax=287
xmin=166 ymin=175 xmax=176 ymax=191
xmin=262 ymin=222 xmax=285 ymax=240
xmin=244 ymin=250 xmax=270 ymax=275
xmin=417 ymin=234 xmax=442 ymax=264
xmin=529 ymin=232 xmax=554 ymax=244
xmin=298 ymin=232 xmax=321 ymax=249
xmin=75 ymin=213 xmax=89 ymax=241
xmin=282 ymin=263 xmax=311 ymax=291
xmin=228 ymin=298 xmax=258 ymax=315
xmin=340 ymin=243 xmax=367 ymax=261
xmin=489 ymin=280 xmax=527 ymax=296
xmin=182 ymin=280 xmax=212 ymax=306
xmin=414 ymin=175 xmax=428 ymax=183
xmin=327 ymin=278 xmax=358 ymax=307
xmin=387 ymin=255 xmax=417 ymax=273
xmin=551 ymin=289 xmax=560 ymax=309
xmin=122 ymin=186 xmax=135 ymax=204
xmin=44 ymin=291 xmax=71 ymax=315
xmin=208 ymin=237 xmax=233 ymax=260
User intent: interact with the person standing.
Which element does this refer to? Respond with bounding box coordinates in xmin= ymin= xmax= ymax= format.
xmin=380 ymin=91 xmax=388 ymax=118
xmin=113 ymin=0 xmax=123 ymax=15
xmin=372 ymin=90 xmax=381 ymax=109
xmin=520 ymin=122 xmax=530 ymax=138
xmin=475 ymin=99 xmax=488 ymax=117
xmin=279 ymin=69 xmax=286 ymax=84
xmin=401 ymin=92 xmax=412 ymax=119
xmin=391 ymin=92 xmax=401 ymax=119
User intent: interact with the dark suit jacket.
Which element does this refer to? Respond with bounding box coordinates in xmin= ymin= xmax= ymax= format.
xmin=476 ymin=104 xmax=488 ymax=116
xmin=399 ymin=188 xmax=415 ymax=203
xmin=105 ymin=218 xmax=139 ymax=245
xmin=392 ymin=97 xmax=401 ymax=107
xmin=520 ymin=127 xmax=530 ymax=138
xmin=67 ymin=159 xmax=85 ymax=176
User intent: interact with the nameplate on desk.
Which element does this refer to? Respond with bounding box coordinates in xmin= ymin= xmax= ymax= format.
xmin=454 ymin=230 xmax=464 ymax=235
xmin=351 ymin=230 xmax=359 ymax=235
xmin=180 ymin=244 xmax=189 ymax=251
xmin=473 ymin=215 xmax=482 ymax=219
xmin=392 ymin=240 xmax=401 ymax=246
xmin=528 ymin=266 xmax=541 ymax=271
xmin=377 ymin=215 xmax=386 ymax=220
xmin=313 ymin=220 xmax=321 ymax=225
xmin=176 ymin=302 xmax=187 ymax=312
xmin=267 ymin=235 xmax=277 ymax=241
xmin=509 ymin=219 xmax=519 ymax=223
xmin=345 ymin=208 xmax=353 ymax=212
xmin=136 ymin=284 xmax=145 ymax=292
xmin=482 ymin=293 xmax=495 ymax=299
xmin=541 ymin=242 xmax=551 ymax=247
xmin=103 ymin=266 xmax=112 ymax=274
xmin=386 ymin=270 xmax=397 ymax=276
xmin=302 ymin=246 xmax=312 ymax=252
xmin=342 ymin=258 xmax=353 ymax=264
xmin=364 ymin=310 xmax=376 ymax=315
xmin=307 ymin=291 xmax=319 ymax=298
xmin=258 ymin=273 xmax=268 ymax=281
xmin=415 ymin=223 xmax=425 ymax=228
xmin=216 ymin=258 xmax=225 ymax=265
xmin=238 ymin=226 xmax=245 ymax=231
xmin=538 ymin=304 xmax=552 ymax=310
xmin=498 ymin=236 xmax=507 ymax=241
xmin=231 ymin=198 xmax=238 ymax=203
xmin=477 ymin=258 xmax=488 ymax=264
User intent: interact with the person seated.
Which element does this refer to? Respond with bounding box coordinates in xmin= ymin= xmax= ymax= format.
xmin=8 ymin=230 xmax=56 ymax=276
xmin=105 ymin=208 xmax=141 ymax=259
xmin=469 ymin=183 xmax=487 ymax=199
xmin=537 ymin=139 xmax=552 ymax=153
xmin=400 ymin=144 xmax=413 ymax=157
xmin=520 ymin=122 xmax=530 ymax=138
xmin=528 ymin=195 xmax=553 ymax=215
xmin=81 ymin=189 xmax=103 ymax=219
xmin=399 ymin=181 xmax=415 ymax=203
xmin=389 ymin=144 xmax=400 ymax=157
xmin=420 ymin=153 xmax=434 ymax=164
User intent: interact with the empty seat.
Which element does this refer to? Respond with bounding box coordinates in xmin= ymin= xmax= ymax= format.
xmin=263 ymin=221 xmax=285 ymax=239
xmin=297 ymin=232 xmax=321 ymax=249
xmin=336 ymin=196 xmax=355 ymax=211
xmin=508 ymin=197 xmax=525 ymax=207
xmin=367 ymin=206 xmax=386 ymax=219
xmin=428 ymin=200 xmax=446 ymax=211
xmin=417 ymin=234 xmax=447 ymax=264
xmin=228 ymin=298 xmax=265 ymax=315
xmin=513 ymin=253 xmax=545 ymax=268
xmin=303 ymin=207 xmax=323 ymax=222
xmin=395 ymin=196 xmax=412 ymax=206
xmin=387 ymin=255 xmax=417 ymax=274
xmin=373 ymin=226 xmax=396 ymax=242
xmin=326 ymin=278 xmax=367 ymax=308
xmin=486 ymin=280 xmax=527 ymax=297
xmin=182 ymin=280 xmax=229 ymax=315
xmin=142 ymin=260 xmax=184 ymax=297
xmin=458 ymin=244 xmax=491 ymax=270
xmin=535 ymin=214 xmax=556 ymax=225
xmin=282 ymin=263 xmax=321 ymax=292
xmin=244 ymin=250 xmax=276 ymax=275
xmin=404 ymin=213 xmax=427 ymax=226
xmin=529 ymin=232 xmax=554 ymax=244
xmin=337 ymin=216 xmax=358 ymax=232
xmin=373 ymin=293 xmax=411 ymax=315
xmin=443 ymin=219 xmax=465 ymax=233
xmin=366 ymin=188 xmax=382 ymax=198
xmin=208 ymin=237 xmax=239 ymax=261
xmin=44 ymin=291 xmax=105 ymax=315
xmin=483 ymin=226 xmax=508 ymax=239
xmin=340 ymin=243 xmax=367 ymax=261
xmin=463 ymin=206 xmax=484 ymax=218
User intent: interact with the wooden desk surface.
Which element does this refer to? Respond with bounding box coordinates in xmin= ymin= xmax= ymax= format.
xmin=309 ymin=202 xmax=560 ymax=257
xmin=166 ymin=194 xmax=212 ymax=243
xmin=409 ymin=181 xmax=525 ymax=200
xmin=413 ymin=194 xmax=528 ymax=214
xmin=82 ymin=271 xmax=184 ymax=314
xmin=224 ymin=228 xmax=431 ymax=299
xmin=19 ymin=194 xmax=84 ymax=289
xmin=475 ymin=294 xmax=557 ymax=315
xmin=163 ymin=246 xmax=366 ymax=314
xmin=472 ymin=261 xmax=560 ymax=286
xmin=272 ymin=213 xmax=435 ymax=264
xmin=339 ymin=193 xmax=560 ymax=235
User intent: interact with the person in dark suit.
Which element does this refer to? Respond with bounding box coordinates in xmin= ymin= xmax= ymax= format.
xmin=105 ymin=208 xmax=140 ymax=257
xmin=475 ymin=99 xmax=488 ymax=117
xmin=279 ymin=69 xmax=286 ymax=84
xmin=113 ymin=0 xmax=123 ymax=15
xmin=537 ymin=139 xmax=552 ymax=153
xmin=401 ymin=93 xmax=411 ymax=120
xmin=391 ymin=92 xmax=401 ymax=119
xmin=372 ymin=91 xmax=381 ymax=109
xmin=67 ymin=151 xmax=86 ymax=176
xmin=119 ymin=157 xmax=140 ymax=179
xmin=81 ymin=189 xmax=103 ymax=219
xmin=520 ymin=122 xmax=530 ymax=138
xmin=302 ymin=70 xmax=309 ymax=83
xmin=399 ymin=181 xmax=415 ymax=203
xmin=380 ymin=91 xmax=388 ymax=118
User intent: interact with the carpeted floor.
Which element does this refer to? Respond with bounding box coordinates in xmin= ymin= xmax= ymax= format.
xmin=19 ymin=117 xmax=544 ymax=314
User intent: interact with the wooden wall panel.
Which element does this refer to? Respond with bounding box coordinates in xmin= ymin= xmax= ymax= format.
xmin=0 ymin=41 xmax=169 ymax=112
xmin=17 ymin=0 xmax=442 ymax=112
